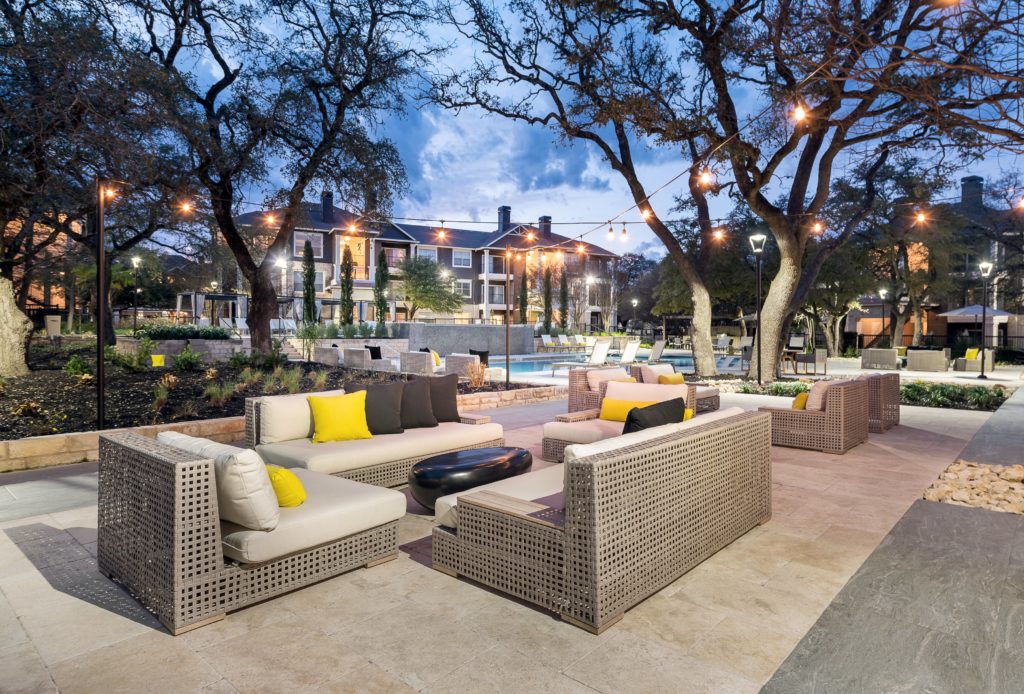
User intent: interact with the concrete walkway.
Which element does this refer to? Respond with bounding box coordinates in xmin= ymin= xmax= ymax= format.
xmin=0 ymin=396 xmax=992 ymax=693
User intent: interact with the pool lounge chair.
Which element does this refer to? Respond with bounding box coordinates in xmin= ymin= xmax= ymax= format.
xmin=617 ymin=339 xmax=642 ymax=365
xmin=539 ymin=334 xmax=559 ymax=352
xmin=558 ymin=334 xmax=582 ymax=352
xmin=550 ymin=338 xmax=612 ymax=376
xmin=713 ymin=335 xmax=731 ymax=354
xmin=645 ymin=339 xmax=667 ymax=363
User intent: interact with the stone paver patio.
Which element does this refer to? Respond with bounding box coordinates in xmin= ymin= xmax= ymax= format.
xmin=0 ymin=395 xmax=992 ymax=693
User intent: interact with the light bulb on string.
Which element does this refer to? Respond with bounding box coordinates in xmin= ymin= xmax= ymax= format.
xmin=265 ymin=213 xmax=276 ymax=225
xmin=812 ymin=221 xmax=823 ymax=234
xmin=438 ymin=220 xmax=446 ymax=240
xmin=712 ymin=227 xmax=725 ymax=241
xmin=641 ymin=208 xmax=651 ymax=220
xmin=698 ymin=168 xmax=713 ymax=187
xmin=620 ymin=222 xmax=628 ymax=242
xmin=607 ymin=223 xmax=614 ymax=241
xmin=1017 ymin=197 xmax=1024 ymax=210
xmin=915 ymin=211 xmax=927 ymax=225
xmin=576 ymin=243 xmax=587 ymax=254
xmin=792 ymin=104 xmax=807 ymax=122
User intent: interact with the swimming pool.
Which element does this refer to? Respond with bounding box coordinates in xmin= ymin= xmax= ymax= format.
xmin=505 ymin=355 xmax=695 ymax=375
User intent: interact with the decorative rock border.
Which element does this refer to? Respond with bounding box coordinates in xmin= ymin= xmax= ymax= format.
xmin=924 ymin=460 xmax=1024 ymax=514
xmin=0 ymin=384 xmax=568 ymax=474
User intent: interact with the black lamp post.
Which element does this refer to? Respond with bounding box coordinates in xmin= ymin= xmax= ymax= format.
xmin=749 ymin=233 xmax=767 ymax=385
xmin=631 ymin=298 xmax=638 ymax=332
xmin=879 ymin=288 xmax=888 ymax=347
xmin=979 ymin=261 xmax=993 ymax=380
xmin=131 ymin=255 xmax=142 ymax=334
xmin=95 ymin=178 xmax=109 ymax=430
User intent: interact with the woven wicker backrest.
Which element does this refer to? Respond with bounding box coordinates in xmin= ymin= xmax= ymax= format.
xmin=561 ymin=411 xmax=771 ymax=627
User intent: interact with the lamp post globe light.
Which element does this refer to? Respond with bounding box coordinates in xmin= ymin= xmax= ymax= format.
xmin=131 ymin=255 xmax=142 ymax=334
xmin=878 ymin=288 xmax=888 ymax=347
xmin=749 ymin=233 xmax=767 ymax=385
xmin=979 ymin=261 xmax=994 ymax=380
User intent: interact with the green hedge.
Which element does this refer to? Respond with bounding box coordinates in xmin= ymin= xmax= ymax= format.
xmin=138 ymin=324 xmax=231 ymax=340
xmin=899 ymin=381 xmax=1009 ymax=411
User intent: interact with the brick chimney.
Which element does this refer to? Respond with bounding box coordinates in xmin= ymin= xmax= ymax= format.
xmin=960 ymin=176 xmax=983 ymax=209
xmin=498 ymin=205 xmax=511 ymax=232
xmin=538 ymin=215 xmax=552 ymax=239
xmin=321 ymin=191 xmax=334 ymax=224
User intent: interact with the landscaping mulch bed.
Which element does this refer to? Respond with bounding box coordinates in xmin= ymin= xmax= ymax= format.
xmin=0 ymin=342 xmax=528 ymax=441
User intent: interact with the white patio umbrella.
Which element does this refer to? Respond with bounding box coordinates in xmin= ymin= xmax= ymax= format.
xmin=938 ymin=304 xmax=1013 ymax=319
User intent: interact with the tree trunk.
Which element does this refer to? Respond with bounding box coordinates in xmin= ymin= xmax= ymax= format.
xmin=0 ymin=277 xmax=33 ymax=376
xmin=823 ymin=317 xmax=839 ymax=357
xmin=92 ymin=269 xmax=116 ymax=346
xmin=689 ymin=282 xmax=717 ymax=376
xmin=912 ymin=304 xmax=923 ymax=346
xmin=749 ymin=246 xmax=801 ymax=381
xmin=832 ymin=318 xmax=845 ymax=356
xmin=892 ymin=309 xmax=908 ymax=349
xmin=247 ymin=266 xmax=278 ymax=355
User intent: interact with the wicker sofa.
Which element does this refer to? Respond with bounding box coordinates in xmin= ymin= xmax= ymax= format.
xmin=244 ymin=390 xmax=503 ymax=487
xmin=954 ymin=350 xmax=995 ymax=372
xmin=343 ymin=347 xmax=395 ymax=371
xmin=628 ymin=363 xmax=721 ymax=413
xmin=860 ymin=348 xmax=900 ymax=370
xmin=758 ymin=380 xmax=869 ymax=454
xmin=432 ymin=410 xmax=772 ymax=634
xmin=906 ymin=348 xmax=950 ymax=372
xmin=97 ymin=432 xmax=405 ymax=635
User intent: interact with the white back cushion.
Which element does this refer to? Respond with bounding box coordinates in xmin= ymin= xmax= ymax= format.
xmin=604 ymin=380 xmax=688 ymax=403
xmin=585 ymin=367 xmax=630 ymax=391
xmin=157 ymin=431 xmax=280 ymax=531
xmin=805 ymin=380 xmax=830 ymax=411
xmin=258 ymin=389 xmax=346 ymax=443
xmin=564 ymin=407 xmax=746 ymax=462
xmin=639 ymin=363 xmax=676 ymax=383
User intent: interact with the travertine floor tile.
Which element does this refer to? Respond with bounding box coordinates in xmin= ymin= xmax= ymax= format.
xmin=426 ymin=646 xmax=597 ymax=694
xmin=689 ymin=615 xmax=800 ymax=682
xmin=0 ymin=641 xmax=55 ymax=693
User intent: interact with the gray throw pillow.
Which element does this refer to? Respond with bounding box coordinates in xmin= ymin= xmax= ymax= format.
xmin=343 ymin=381 xmax=404 ymax=435
xmin=400 ymin=377 xmax=438 ymax=429
xmin=415 ymin=373 xmax=460 ymax=423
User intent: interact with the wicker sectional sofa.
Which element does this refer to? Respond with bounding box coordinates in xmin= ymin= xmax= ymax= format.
xmin=97 ymin=432 xmax=405 ymax=635
xmin=432 ymin=410 xmax=773 ymax=633
xmin=244 ymin=391 xmax=503 ymax=488
xmin=759 ymin=380 xmax=869 ymax=454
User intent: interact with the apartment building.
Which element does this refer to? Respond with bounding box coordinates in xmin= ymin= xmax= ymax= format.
xmin=235 ymin=194 xmax=620 ymax=327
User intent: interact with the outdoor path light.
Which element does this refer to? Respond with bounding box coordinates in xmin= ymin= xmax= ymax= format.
xmin=749 ymin=233 xmax=767 ymax=385
xmin=979 ymin=261 xmax=994 ymax=380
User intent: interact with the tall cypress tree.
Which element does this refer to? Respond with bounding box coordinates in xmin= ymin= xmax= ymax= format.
xmin=340 ymin=244 xmax=354 ymax=325
xmin=559 ymin=269 xmax=568 ymax=331
xmin=301 ymin=240 xmax=316 ymax=323
xmin=373 ymin=249 xmax=390 ymax=336
xmin=542 ymin=265 xmax=553 ymax=334
xmin=518 ymin=267 xmax=528 ymax=325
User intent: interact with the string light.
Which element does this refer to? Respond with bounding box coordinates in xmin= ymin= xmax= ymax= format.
xmin=620 ymin=222 xmax=628 ymax=241
xmin=576 ymin=243 xmax=586 ymax=254
xmin=526 ymin=231 xmax=535 ymax=241
xmin=698 ymin=168 xmax=713 ymax=187
xmin=348 ymin=223 xmax=357 ymax=234
xmin=265 ymin=213 xmax=276 ymax=225
xmin=607 ymin=223 xmax=614 ymax=241
xmin=792 ymin=104 xmax=807 ymax=122
xmin=641 ymin=208 xmax=651 ymax=220
xmin=812 ymin=221 xmax=823 ymax=233
xmin=915 ymin=211 xmax=927 ymax=224
xmin=438 ymin=220 xmax=446 ymax=240
xmin=712 ymin=227 xmax=725 ymax=241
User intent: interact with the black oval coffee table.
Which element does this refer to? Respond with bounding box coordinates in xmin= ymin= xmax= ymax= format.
xmin=408 ymin=447 xmax=533 ymax=510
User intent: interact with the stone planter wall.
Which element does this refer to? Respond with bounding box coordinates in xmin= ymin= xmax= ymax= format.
xmin=117 ymin=337 xmax=241 ymax=363
xmin=0 ymin=385 xmax=567 ymax=473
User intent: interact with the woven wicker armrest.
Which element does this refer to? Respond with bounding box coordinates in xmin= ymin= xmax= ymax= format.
xmin=758 ymin=406 xmax=826 ymax=420
xmin=459 ymin=413 xmax=492 ymax=425
xmin=555 ymin=409 xmax=600 ymax=423
xmin=460 ymin=490 xmax=564 ymax=529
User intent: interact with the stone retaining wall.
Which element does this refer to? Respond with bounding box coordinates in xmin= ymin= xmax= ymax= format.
xmin=117 ymin=337 xmax=242 ymax=363
xmin=0 ymin=385 xmax=567 ymax=473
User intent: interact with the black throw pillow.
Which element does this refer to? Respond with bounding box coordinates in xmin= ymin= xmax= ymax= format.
xmin=468 ymin=348 xmax=489 ymax=366
xmin=400 ymin=377 xmax=438 ymax=429
xmin=343 ymin=382 xmax=404 ymax=435
xmin=415 ymin=373 xmax=460 ymax=423
xmin=366 ymin=345 xmax=383 ymax=360
xmin=622 ymin=397 xmax=687 ymax=435
xmin=419 ymin=347 xmax=432 ymax=354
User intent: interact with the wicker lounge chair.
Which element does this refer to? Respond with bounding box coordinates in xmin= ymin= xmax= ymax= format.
xmin=864 ymin=373 xmax=900 ymax=433
xmin=758 ymin=380 xmax=869 ymax=454
xmin=860 ymin=348 xmax=900 ymax=370
xmin=97 ymin=432 xmax=405 ymax=635
xmin=432 ymin=410 xmax=772 ymax=634
xmin=566 ymin=363 xmax=635 ymax=412
xmin=343 ymin=348 xmax=394 ymax=371
xmin=954 ymin=349 xmax=994 ymax=372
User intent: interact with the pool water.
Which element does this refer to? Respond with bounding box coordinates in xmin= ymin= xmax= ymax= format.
xmin=506 ymin=355 xmax=695 ymax=375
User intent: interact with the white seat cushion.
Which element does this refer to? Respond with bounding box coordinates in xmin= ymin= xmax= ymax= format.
xmin=564 ymin=407 xmax=746 ymax=462
xmin=434 ymin=463 xmax=565 ymax=529
xmin=221 ymin=469 xmax=405 ymax=564
xmin=157 ymin=431 xmax=280 ymax=531
xmin=257 ymin=389 xmax=346 ymax=444
xmin=585 ymin=367 xmax=629 ymax=391
xmin=604 ymin=380 xmax=689 ymax=403
xmin=256 ymin=422 xmax=504 ymax=475
xmin=696 ymin=386 xmax=720 ymax=400
xmin=638 ymin=363 xmax=676 ymax=383
xmin=543 ymin=418 xmax=624 ymax=445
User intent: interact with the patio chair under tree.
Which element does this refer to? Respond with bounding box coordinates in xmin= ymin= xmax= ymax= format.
xmin=758 ymin=380 xmax=869 ymax=454
xmin=794 ymin=348 xmax=828 ymax=375
xmin=550 ymin=337 xmax=612 ymax=377
xmin=738 ymin=336 xmax=753 ymax=370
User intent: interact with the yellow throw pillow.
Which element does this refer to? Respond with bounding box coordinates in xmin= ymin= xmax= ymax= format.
xmin=683 ymin=408 xmax=694 ymax=421
xmin=307 ymin=391 xmax=372 ymax=443
xmin=658 ymin=373 xmax=685 ymax=385
xmin=610 ymin=377 xmax=637 ymax=383
xmin=792 ymin=392 xmax=809 ymax=410
xmin=151 ymin=354 xmax=165 ymax=367
xmin=265 ymin=465 xmax=306 ymax=507
xmin=599 ymin=398 xmax=657 ymax=422
xmin=965 ymin=348 xmax=979 ymax=361
xmin=431 ymin=349 xmax=441 ymax=366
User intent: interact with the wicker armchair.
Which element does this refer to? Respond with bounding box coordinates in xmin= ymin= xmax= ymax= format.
xmin=97 ymin=432 xmax=400 ymax=635
xmin=399 ymin=351 xmax=441 ymax=375
xmin=343 ymin=348 xmax=394 ymax=371
xmin=433 ymin=411 xmax=772 ymax=634
xmin=954 ymin=350 xmax=995 ymax=372
xmin=758 ymin=380 xmax=869 ymax=454
xmin=864 ymin=373 xmax=900 ymax=433
xmin=445 ymin=354 xmax=480 ymax=378
xmin=567 ymin=367 xmax=618 ymax=412
xmin=906 ymin=348 xmax=950 ymax=372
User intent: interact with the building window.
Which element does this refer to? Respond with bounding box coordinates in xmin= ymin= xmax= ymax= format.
xmin=293 ymin=271 xmax=325 ymax=293
xmin=293 ymin=232 xmax=324 ymax=258
xmin=417 ymin=247 xmax=437 ymax=262
xmin=456 ymin=279 xmax=472 ymax=299
xmin=452 ymin=249 xmax=472 ymax=268
xmin=488 ymin=285 xmax=505 ymax=304
xmin=383 ymin=247 xmax=406 ymax=267
xmin=489 ymin=256 xmax=506 ymax=274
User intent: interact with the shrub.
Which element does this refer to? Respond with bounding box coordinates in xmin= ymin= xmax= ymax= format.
xmin=139 ymin=324 xmax=231 ymax=340
xmin=261 ymin=372 xmax=279 ymax=394
xmin=152 ymin=383 xmax=169 ymax=412
xmin=64 ymin=355 xmax=91 ymax=376
xmin=11 ymin=401 xmax=44 ymax=417
xmin=466 ymin=362 xmax=487 ymax=388
xmin=172 ymin=344 xmax=204 ymax=372
xmin=358 ymin=323 xmax=372 ymax=338
xmin=77 ymin=374 xmax=94 ymax=387
xmin=296 ymin=322 xmax=322 ymax=361
xmin=373 ymin=321 xmax=388 ymax=338
xmin=308 ymin=369 xmax=329 ymax=390
xmin=342 ymin=323 xmax=357 ymax=339
xmin=203 ymin=382 xmax=235 ymax=407
xmin=899 ymin=380 xmax=1010 ymax=411
xmin=227 ymin=351 xmax=251 ymax=369
xmin=279 ymin=367 xmax=302 ymax=394
xmin=173 ymin=400 xmax=200 ymax=420
xmin=239 ymin=367 xmax=261 ymax=387
xmin=203 ymin=367 xmax=219 ymax=381
xmin=736 ymin=382 xmax=809 ymax=397
xmin=389 ymin=323 xmax=400 ymax=339
xmin=322 ymin=322 xmax=340 ymax=339
xmin=160 ymin=373 xmax=179 ymax=390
